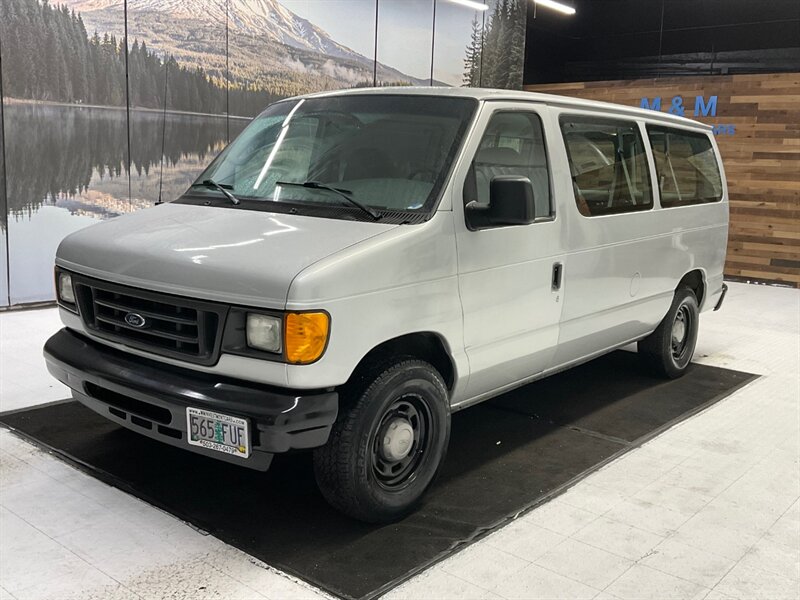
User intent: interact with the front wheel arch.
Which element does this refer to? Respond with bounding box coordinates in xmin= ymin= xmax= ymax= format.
xmin=343 ymin=331 xmax=456 ymax=395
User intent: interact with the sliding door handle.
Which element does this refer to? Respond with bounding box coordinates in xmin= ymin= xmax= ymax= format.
xmin=552 ymin=262 xmax=563 ymax=291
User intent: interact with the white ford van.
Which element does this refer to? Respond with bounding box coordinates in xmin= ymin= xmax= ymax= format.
xmin=45 ymin=88 xmax=728 ymax=522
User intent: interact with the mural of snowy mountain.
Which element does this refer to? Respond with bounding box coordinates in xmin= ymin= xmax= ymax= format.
xmin=60 ymin=0 xmax=437 ymax=97
xmin=0 ymin=0 xmax=527 ymax=305
xmin=67 ymin=0 xmax=366 ymax=61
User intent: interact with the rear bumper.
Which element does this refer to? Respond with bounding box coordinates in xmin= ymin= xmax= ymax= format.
xmin=43 ymin=328 xmax=338 ymax=471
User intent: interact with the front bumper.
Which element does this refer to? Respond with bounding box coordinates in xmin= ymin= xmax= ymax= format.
xmin=44 ymin=328 xmax=338 ymax=471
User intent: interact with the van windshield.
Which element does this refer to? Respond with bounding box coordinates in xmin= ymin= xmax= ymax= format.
xmin=188 ymin=95 xmax=477 ymax=222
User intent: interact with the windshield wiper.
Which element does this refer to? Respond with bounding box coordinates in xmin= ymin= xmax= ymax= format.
xmin=190 ymin=179 xmax=240 ymax=205
xmin=276 ymin=180 xmax=381 ymax=220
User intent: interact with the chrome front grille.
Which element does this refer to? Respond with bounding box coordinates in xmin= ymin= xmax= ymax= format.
xmin=73 ymin=276 xmax=227 ymax=365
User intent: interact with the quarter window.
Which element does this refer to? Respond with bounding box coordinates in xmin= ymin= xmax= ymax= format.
xmin=647 ymin=127 xmax=723 ymax=207
xmin=464 ymin=112 xmax=552 ymax=219
xmin=560 ymin=117 xmax=653 ymax=216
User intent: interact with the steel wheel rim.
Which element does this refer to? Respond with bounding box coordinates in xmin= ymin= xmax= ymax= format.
xmin=671 ymin=304 xmax=693 ymax=363
xmin=371 ymin=394 xmax=432 ymax=490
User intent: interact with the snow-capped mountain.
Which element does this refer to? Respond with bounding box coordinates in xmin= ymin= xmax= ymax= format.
xmin=230 ymin=0 xmax=367 ymax=62
xmin=61 ymin=0 xmax=434 ymax=93
xmin=66 ymin=0 xmax=368 ymax=62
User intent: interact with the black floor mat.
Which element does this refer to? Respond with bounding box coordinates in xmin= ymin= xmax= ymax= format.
xmin=0 ymin=351 xmax=755 ymax=599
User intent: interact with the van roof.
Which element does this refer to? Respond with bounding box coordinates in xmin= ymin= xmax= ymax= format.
xmin=299 ymin=86 xmax=713 ymax=131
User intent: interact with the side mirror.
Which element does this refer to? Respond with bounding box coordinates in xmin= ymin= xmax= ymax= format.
xmin=465 ymin=175 xmax=536 ymax=229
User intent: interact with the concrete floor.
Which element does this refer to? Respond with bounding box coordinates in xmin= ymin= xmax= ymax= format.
xmin=1 ymin=281 xmax=798 ymax=599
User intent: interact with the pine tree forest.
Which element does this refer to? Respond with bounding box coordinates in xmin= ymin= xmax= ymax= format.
xmin=0 ymin=0 xmax=275 ymax=114
xmin=463 ymin=0 xmax=526 ymax=89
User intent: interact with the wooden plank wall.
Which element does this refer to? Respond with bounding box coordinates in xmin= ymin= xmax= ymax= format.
xmin=524 ymin=73 xmax=800 ymax=287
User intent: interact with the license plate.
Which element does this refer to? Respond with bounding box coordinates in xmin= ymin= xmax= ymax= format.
xmin=186 ymin=407 xmax=250 ymax=459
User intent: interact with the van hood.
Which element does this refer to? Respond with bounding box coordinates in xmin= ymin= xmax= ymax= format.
xmin=56 ymin=203 xmax=397 ymax=307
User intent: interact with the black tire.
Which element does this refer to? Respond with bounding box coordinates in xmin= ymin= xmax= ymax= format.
xmin=313 ymin=359 xmax=450 ymax=523
xmin=638 ymin=288 xmax=699 ymax=379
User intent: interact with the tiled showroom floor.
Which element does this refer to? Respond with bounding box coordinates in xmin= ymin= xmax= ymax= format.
xmin=1 ymin=281 xmax=798 ymax=600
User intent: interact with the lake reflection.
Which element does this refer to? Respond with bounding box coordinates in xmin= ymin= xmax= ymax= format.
xmin=3 ymin=103 xmax=246 ymax=304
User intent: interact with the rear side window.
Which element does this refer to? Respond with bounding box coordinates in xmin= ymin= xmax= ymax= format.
xmin=464 ymin=111 xmax=552 ymax=219
xmin=647 ymin=127 xmax=723 ymax=207
xmin=560 ymin=116 xmax=653 ymax=217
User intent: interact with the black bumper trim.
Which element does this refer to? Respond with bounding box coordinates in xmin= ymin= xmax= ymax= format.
xmin=44 ymin=329 xmax=338 ymax=471
xmin=713 ymin=283 xmax=728 ymax=311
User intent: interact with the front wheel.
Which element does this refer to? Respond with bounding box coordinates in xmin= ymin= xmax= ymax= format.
xmin=313 ymin=359 xmax=450 ymax=523
xmin=638 ymin=288 xmax=699 ymax=379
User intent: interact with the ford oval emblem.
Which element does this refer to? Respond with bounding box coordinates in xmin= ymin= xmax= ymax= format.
xmin=124 ymin=312 xmax=147 ymax=328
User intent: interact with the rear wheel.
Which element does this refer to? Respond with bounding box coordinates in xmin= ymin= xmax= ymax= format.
xmin=638 ymin=288 xmax=699 ymax=379
xmin=313 ymin=359 xmax=450 ymax=523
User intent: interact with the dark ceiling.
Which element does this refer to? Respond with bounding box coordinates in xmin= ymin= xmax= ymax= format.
xmin=524 ymin=0 xmax=800 ymax=83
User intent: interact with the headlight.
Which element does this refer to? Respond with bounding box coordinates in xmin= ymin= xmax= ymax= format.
xmin=285 ymin=312 xmax=329 ymax=364
xmin=246 ymin=313 xmax=282 ymax=353
xmin=57 ymin=272 xmax=76 ymax=305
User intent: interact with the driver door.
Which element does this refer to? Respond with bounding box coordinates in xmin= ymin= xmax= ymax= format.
xmin=454 ymin=103 xmax=566 ymax=404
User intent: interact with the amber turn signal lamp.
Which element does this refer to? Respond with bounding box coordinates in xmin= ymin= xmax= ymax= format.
xmin=285 ymin=312 xmax=330 ymax=364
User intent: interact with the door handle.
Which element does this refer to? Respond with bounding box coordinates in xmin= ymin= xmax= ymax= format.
xmin=552 ymin=262 xmax=563 ymax=291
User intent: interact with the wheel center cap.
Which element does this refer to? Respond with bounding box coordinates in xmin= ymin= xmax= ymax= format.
xmin=672 ymin=319 xmax=686 ymax=344
xmin=381 ymin=418 xmax=414 ymax=462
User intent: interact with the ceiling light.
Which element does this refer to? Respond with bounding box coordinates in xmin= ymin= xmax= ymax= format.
xmin=447 ymin=0 xmax=489 ymax=11
xmin=534 ymin=0 xmax=576 ymax=15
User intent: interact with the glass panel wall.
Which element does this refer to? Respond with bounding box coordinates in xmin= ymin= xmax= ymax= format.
xmin=0 ymin=89 xmax=8 ymax=307
xmin=1 ymin=0 xmax=127 ymax=304
xmin=481 ymin=0 xmax=527 ymax=89
xmin=127 ymin=0 xmax=229 ymax=206
xmin=0 ymin=0 xmax=526 ymax=306
xmin=376 ymin=0 xmax=435 ymax=86
xmin=433 ymin=0 xmax=487 ymax=87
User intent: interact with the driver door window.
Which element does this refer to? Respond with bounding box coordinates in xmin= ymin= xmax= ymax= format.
xmin=464 ymin=112 xmax=552 ymax=220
